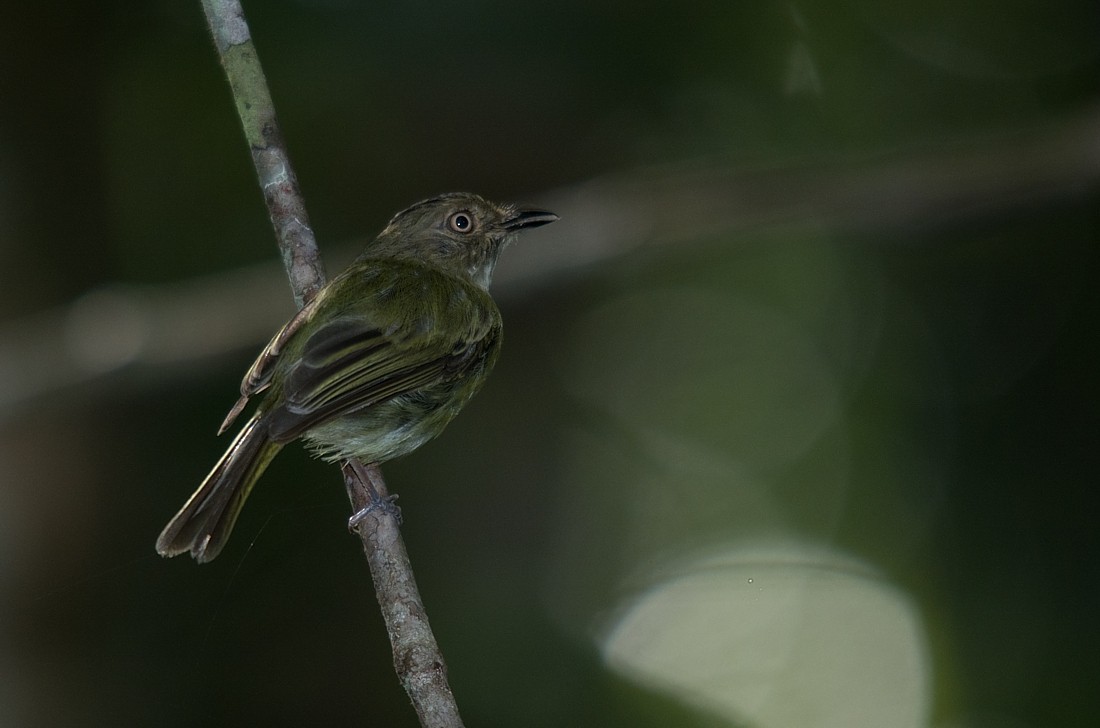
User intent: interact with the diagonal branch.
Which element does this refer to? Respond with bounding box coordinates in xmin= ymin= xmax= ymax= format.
xmin=198 ymin=2 xmax=464 ymax=725
xmin=200 ymin=0 xmax=325 ymax=306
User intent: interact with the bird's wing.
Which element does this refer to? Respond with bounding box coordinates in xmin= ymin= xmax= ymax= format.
xmin=264 ymin=263 xmax=499 ymax=443
xmin=218 ymin=297 xmax=320 ymax=435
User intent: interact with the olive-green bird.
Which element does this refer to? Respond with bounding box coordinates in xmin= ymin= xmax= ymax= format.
xmin=156 ymin=193 xmax=557 ymax=563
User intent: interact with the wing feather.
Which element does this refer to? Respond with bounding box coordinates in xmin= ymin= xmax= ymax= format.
xmin=263 ymin=262 xmax=499 ymax=443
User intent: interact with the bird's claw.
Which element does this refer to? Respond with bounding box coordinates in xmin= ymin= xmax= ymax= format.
xmin=348 ymin=493 xmax=402 ymax=530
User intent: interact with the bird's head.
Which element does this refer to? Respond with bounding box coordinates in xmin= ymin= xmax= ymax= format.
xmin=371 ymin=192 xmax=557 ymax=290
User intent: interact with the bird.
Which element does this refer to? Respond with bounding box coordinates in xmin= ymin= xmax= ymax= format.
xmin=156 ymin=192 xmax=557 ymax=563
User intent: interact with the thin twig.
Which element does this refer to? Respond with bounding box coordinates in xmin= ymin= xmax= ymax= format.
xmin=198 ymin=1 xmax=463 ymax=725
xmin=344 ymin=462 xmax=464 ymax=727
xmin=200 ymin=0 xmax=325 ymax=306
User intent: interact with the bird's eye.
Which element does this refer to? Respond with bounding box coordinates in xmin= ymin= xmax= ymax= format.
xmin=447 ymin=211 xmax=475 ymax=234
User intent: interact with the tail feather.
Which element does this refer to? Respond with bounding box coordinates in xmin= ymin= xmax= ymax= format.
xmin=156 ymin=415 xmax=282 ymax=563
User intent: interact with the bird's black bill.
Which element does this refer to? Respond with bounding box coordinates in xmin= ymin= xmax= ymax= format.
xmin=503 ymin=208 xmax=559 ymax=230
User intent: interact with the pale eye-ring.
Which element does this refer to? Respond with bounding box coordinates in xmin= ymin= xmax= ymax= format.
xmin=447 ymin=211 xmax=475 ymax=234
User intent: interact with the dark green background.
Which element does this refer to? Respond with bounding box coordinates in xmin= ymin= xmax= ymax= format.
xmin=1 ymin=2 xmax=1096 ymax=726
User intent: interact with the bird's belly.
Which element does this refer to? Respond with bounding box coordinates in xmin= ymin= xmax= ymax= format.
xmin=300 ymin=392 xmax=465 ymax=464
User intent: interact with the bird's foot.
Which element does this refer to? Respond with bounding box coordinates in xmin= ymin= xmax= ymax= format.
xmin=348 ymin=493 xmax=402 ymax=531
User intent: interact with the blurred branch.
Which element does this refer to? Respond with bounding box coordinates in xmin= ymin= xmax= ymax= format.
xmin=196 ymin=2 xmax=463 ymax=726
xmin=3 ymin=106 xmax=1100 ymax=413
xmin=506 ymin=104 xmax=1100 ymax=284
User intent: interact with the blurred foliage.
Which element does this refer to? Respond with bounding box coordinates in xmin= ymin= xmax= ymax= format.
xmin=0 ymin=1 xmax=1097 ymax=727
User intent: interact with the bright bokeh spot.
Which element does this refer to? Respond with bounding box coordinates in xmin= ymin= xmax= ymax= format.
xmin=601 ymin=543 xmax=930 ymax=728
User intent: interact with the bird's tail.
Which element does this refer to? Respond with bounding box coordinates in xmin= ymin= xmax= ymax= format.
xmin=156 ymin=414 xmax=282 ymax=563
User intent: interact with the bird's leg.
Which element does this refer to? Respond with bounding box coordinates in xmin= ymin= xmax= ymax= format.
xmin=343 ymin=459 xmax=403 ymax=530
